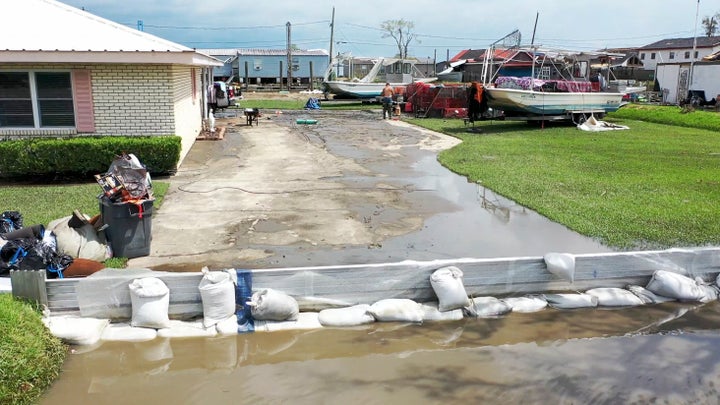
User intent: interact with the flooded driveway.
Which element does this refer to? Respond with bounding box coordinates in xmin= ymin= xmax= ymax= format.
xmin=130 ymin=109 xmax=610 ymax=271
xmin=42 ymin=301 xmax=720 ymax=404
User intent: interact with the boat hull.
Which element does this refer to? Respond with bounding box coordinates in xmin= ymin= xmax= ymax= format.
xmin=323 ymin=81 xmax=388 ymax=98
xmin=486 ymin=88 xmax=625 ymax=115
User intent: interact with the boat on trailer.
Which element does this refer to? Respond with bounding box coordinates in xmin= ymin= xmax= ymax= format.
xmin=323 ymin=57 xmax=435 ymax=99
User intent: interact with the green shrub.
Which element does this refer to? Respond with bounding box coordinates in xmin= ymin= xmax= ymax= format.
xmin=0 ymin=295 xmax=66 ymax=405
xmin=0 ymin=136 xmax=181 ymax=178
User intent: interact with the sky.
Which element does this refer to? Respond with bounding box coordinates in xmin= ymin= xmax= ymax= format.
xmin=61 ymin=0 xmax=719 ymax=60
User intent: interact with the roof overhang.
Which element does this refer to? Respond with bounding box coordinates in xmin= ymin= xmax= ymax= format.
xmin=0 ymin=50 xmax=223 ymax=66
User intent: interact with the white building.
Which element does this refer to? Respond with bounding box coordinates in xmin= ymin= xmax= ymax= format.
xmin=0 ymin=0 xmax=222 ymax=163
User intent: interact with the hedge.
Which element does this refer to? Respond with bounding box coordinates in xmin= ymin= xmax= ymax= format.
xmin=0 ymin=136 xmax=181 ymax=178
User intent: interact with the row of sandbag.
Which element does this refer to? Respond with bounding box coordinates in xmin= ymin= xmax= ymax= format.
xmin=44 ymin=266 xmax=719 ymax=346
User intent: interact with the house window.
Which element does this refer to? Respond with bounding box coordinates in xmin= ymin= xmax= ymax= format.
xmin=0 ymin=71 xmax=74 ymax=128
xmin=539 ymin=66 xmax=551 ymax=80
xmin=640 ymin=53 xmax=645 ymax=60
xmin=694 ymin=51 xmax=699 ymax=58
xmin=669 ymin=52 xmax=675 ymax=59
xmin=651 ymin=53 xmax=656 ymax=60
xmin=684 ymin=51 xmax=690 ymax=58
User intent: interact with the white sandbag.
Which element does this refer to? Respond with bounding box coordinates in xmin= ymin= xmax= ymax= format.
xmin=465 ymin=297 xmax=512 ymax=318
xmin=420 ymin=302 xmax=464 ymax=322
xmin=157 ymin=319 xmax=218 ymax=338
xmin=198 ymin=268 xmax=237 ymax=328
xmin=585 ymin=287 xmax=645 ymax=307
xmin=368 ymin=299 xmax=424 ymax=323
xmin=544 ymin=293 xmax=598 ymax=309
xmin=501 ymin=296 xmax=548 ymax=313
xmin=318 ymin=304 xmax=376 ymax=327
xmin=101 ymin=322 xmax=157 ymax=342
xmin=254 ymin=312 xmax=323 ymax=332
xmin=129 ymin=277 xmax=170 ymax=329
xmin=48 ymin=216 xmax=109 ymax=262
xmin=645 ymin=270 xmax=718 ymax=303
xmin=544 ymin=252 xmax=575 ymax=283
xmin=215 ymin=314 xmax=239 ymax=335
xmin=42 ymin=315 xmax=109 ymax=346
xmin=430 ymin=266 xmax=470 ymax=311
xmin=249 ymin=289 xmax=299 ymax=321
xmin=626 ymin=285 xmax=676 ymax=304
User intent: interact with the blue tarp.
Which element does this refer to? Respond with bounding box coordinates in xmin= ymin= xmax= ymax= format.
xmin=305 ymin=98 xmax=321 ymax=110
xmin=235 ymin=269 xmax=254 ymax=333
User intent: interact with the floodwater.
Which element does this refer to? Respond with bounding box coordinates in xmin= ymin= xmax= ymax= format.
xmin=43 ymin=110 xmax=699 ymax=403
xmin=235 ymin=110 xmax=612 ymax=268
xmin=43 ymin=301 xmax=720 ymax=404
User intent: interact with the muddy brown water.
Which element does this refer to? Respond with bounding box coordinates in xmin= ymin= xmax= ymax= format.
xmin=43 ymin=301 xmax=720 ymax=404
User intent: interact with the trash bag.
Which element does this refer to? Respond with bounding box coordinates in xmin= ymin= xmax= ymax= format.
xmin=304 ymin=98 xmax=320 ymax=110
xmin=0 ymin=225 xmax=73 ymax=278
xmin=100 ymin=153 xmax=153 ymax=201
xmin=0 ymin=211 xmax=23 ymax=234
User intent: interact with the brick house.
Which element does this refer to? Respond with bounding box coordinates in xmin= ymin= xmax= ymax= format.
xmin=0 ymin=0 xmax=222 ymax=163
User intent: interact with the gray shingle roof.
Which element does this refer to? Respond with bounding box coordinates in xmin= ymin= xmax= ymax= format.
xmin=639 ymin=36 xmax=720 ymax=50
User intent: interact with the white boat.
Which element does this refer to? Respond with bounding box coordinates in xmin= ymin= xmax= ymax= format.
xmin=486 ymin=86 xmax=626 ymax=116
xmin=323 ymin=57 xmax=435 ymax=99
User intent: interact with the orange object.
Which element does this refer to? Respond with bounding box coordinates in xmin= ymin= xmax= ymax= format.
xmin=63 ymin=258 xmax=105 ymax=278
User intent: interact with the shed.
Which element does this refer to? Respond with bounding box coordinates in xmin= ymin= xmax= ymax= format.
xmin=0 ymin=0 xmax=223 ymax=164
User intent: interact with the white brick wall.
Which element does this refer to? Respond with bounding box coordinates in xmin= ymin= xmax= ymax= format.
xmin=0 ymin=62 xmax=205 ymax=163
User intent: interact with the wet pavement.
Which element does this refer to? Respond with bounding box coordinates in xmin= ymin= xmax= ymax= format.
xmin=129 ymin=109 xmax=611 ymax=271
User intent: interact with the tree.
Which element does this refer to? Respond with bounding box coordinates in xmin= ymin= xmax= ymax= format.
xmin=701 ymin=13 xmax=719 ymax=37
xmin=380 ymin=19 xmax=420 ymax=59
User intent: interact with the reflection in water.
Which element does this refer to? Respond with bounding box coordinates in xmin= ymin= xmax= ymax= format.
xmin=476 ymin=185 xmax=527 ymax=223
xmin=43 ymin=302 xmax=720 ymax=404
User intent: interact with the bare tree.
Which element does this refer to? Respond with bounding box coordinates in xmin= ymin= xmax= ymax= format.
xmin=701 ymin=13 xmax=719 ymax=37
xmin=380 ymin=19 xmax=420 ymax=59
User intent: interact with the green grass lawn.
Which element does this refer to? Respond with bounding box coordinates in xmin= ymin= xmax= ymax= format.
xmin=0 ymin=295 xmax=66 ymax=405
xmin=407 ymin=110 xmax=720 ymax=250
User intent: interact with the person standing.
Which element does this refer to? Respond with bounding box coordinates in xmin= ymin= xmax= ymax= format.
xmin=381 ymin=83 xmax=395 ymax=119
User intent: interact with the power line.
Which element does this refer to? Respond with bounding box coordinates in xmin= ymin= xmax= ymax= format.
xmin=120 ymin=20 xmax=329 ymax=30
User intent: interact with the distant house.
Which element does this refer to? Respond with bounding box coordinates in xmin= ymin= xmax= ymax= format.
xmin=639 ymin=36 xmax=720 ymax=104
xmin=198 ymin=48 xmax=329 ymax=87
xmin=637 ymin=36 xmax=720 ymax=71
xmin=0 ymin=0 xmax=222 ymax=163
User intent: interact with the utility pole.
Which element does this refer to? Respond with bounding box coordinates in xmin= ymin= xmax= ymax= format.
xmin=689 ymin=0 xmax=700 ymax=91
xmin=328 ymin=7 xmax=335 ymax=66
xmin=286 ymin=22 xmax=293 ymax=90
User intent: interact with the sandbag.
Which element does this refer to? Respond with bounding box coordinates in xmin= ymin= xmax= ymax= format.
xmin=198 ymin=268 xmax=237 ymax=328
xmin=100 ymin=322 xmax=157 ymax=342
xmin=318 ymin=304 xmax=376 ymax=327
xmin=368 ymin=299 xmax=423 ymax=323
xmin=430 ymin=266 xmax=470 ymax=311
xmin=129 ymin=277 xmax=170 ymax=329
xmin=420 ymin=302 xmax=464 ymax=322
xmin=464 ymin=296 xmax=512 ymax=318
xmin=157 ymin=319 xmax=217 ymax=339
xmin=254 ymin=312 xmax=323 ymax=332
xmin=216 ymin=315 xmax=240 ymax=335
xmin=544 ymin=293 xmax=598 ymax=309
xmin=544 ymin=252 xmax=575 ymax=283
xmin=48 ymin=216 xmax=109 ymax=262
xmin=501 ymin=296 xmax=548 ymax=313
xmin=249 ymin=289 xmax=299 ymax=321
xmin=43 ymin=315 xmax=109 ymax=346
xmin=645 ymin=270 xmax=719 ymax=303
xmin=626 ymin=285 xmax=676 ymax=304
xmin=585 ymin=287 xmax=645 ymax=307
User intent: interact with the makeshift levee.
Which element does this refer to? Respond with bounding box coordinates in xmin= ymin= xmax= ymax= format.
xmin=10 ymin=247 xmax=720 ymax=346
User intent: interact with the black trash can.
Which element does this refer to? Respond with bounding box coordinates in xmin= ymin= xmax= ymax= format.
xmin=100 ymin=196 xmax=154 ymax=258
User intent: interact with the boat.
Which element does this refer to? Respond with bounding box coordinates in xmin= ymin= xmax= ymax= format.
xmin=436 ymin=59 xmax=466 ymax=82
xmin=485 ymin=76 xmax=625 ymax=117
xmin=323 ymin=57 xmax=435 ymax=99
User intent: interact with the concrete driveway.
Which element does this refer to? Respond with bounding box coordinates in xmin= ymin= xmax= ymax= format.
xmin=128 ymin=109 xmax=610 ymax=271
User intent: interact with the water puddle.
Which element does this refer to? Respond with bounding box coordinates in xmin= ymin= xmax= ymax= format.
xmin=43 ymin=301 xmax=720 ymax=404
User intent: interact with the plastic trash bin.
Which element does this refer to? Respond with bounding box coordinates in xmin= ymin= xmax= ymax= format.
xmin=100 ymin=197 xmax=154 ymax=258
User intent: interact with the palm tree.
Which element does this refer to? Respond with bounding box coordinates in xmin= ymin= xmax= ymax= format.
xmin=701 ymin=14 xmax=718 ymax=37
